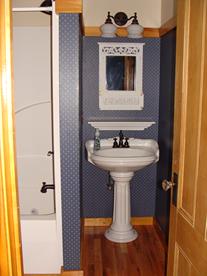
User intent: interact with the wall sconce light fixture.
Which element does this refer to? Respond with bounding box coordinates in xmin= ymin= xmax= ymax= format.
xmin=100 ymin=11 xmax=143 ymax=38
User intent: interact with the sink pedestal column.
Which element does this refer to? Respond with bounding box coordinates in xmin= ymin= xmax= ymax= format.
xmin=105 ymin=172 xmax=138 ymax=243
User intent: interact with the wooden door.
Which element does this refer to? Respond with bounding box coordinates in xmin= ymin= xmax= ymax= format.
xmin=167 ymin=0 xmax=207 ymax=275
xmin=0 ymin=0 xmax=23 ymax=275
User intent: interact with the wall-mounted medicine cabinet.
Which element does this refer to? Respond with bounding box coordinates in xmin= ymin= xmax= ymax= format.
xmin=98 ymin=42 xmax=145 ymax=110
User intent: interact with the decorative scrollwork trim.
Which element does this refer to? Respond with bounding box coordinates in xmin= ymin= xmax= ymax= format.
xmin=102 ymin=46 xmax=140 ymax=55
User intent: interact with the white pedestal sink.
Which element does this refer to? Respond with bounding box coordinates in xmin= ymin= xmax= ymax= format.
xmin=85 ymin=138 xmax=159 ymax=243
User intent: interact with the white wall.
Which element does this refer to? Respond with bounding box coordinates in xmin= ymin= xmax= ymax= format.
xmin=83 ymin=0 xmax=175 ymax=28
xmin=12 ymin=0 xmax=50 ymax=26
xmin=161 ymin=0 xmax=176 ymax=25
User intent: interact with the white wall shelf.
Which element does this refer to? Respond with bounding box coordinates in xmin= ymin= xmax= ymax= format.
xmin=88 ymin=121 xmax=155 ymax=131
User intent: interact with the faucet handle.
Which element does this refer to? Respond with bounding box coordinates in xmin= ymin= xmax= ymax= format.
xmin=124 ymin=137 xmax=130 ymax=148
xmin=113 ymin=137 xmax=119 ymax=148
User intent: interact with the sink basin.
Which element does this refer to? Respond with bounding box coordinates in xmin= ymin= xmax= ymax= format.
xmin=85 ymin=137 xmax=159 ymax=243
xmin=94 ymin=147 xmax=153 ymax=157
xmin=86 ymin=138 xmax=159 ymax=172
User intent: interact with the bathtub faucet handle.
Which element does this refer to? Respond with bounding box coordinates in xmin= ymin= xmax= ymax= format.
xmin=124 ymin=137 xmax=130 ymax=148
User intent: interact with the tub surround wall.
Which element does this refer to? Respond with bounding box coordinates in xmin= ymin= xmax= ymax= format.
xmin=155 ymin=29 xmax=176 ymax=243
xmin=82 ymin=37 xmax=160 ymax=218
xmin=60 ymin=14 xmax=81 ymax=270
xmin=13 ymin=25 xmax=54 ymax=216
xmin=21 ymin=215 xmax=60 ymax=274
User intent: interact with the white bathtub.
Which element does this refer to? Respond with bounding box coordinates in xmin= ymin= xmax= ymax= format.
xmin=21 ymin=213 xmax=61 ymax=274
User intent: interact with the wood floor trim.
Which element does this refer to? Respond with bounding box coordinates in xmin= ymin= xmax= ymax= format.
xmin=24 ymin=268 xmax=84 ymax=275
xmin=24 ymin=274 xmax=60 ymax=276
xmin=132 ymin=216 xmax=154 ymax=225
xmin=61 ymin=267 xmax=84 ymax=276
xmin=61 ymin=271 xmax=84 ymax=276
xmin=80 ymin=218 xmax=84 ymax=269
xmin=84 ymin=216 xmax=153 ymax=226
xmin=24 ymin=272 xmax=84 ymax=276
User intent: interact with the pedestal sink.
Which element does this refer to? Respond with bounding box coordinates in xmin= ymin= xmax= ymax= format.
xmin=85 ymin=138 xmax=159 ymax=243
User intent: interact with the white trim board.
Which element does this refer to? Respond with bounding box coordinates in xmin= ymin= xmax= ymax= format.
xmin=52 ymin=1 xmax=63 ymax=266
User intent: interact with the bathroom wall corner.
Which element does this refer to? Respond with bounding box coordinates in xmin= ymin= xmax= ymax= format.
xmin=155 ymin=28 xmax=176 ymax=243
xmin=59 ymin=14 xmax=81 ymax=270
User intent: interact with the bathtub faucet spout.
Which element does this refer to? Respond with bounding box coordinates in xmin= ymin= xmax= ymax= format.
xmin=41 ymin=182 xmax=55 ymax=193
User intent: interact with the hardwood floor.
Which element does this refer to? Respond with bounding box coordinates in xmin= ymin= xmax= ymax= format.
xmin=82 ymin=225 xmax=166 ymax=276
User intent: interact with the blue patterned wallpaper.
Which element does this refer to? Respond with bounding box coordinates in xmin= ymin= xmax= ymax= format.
xmin=155 ymin=29 xmax=176 ymax=243
xmin=59 ymin=14 xmax=81 ymax=270
xmin=82 ymin=37 xmax=161 ymax=218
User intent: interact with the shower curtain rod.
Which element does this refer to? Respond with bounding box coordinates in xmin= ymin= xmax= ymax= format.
xmin=12 ymin=7 xmax=53 ymax=12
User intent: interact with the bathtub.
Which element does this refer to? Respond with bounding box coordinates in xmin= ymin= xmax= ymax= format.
xmin=21 ymin=213 xmax=61 ymax=274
